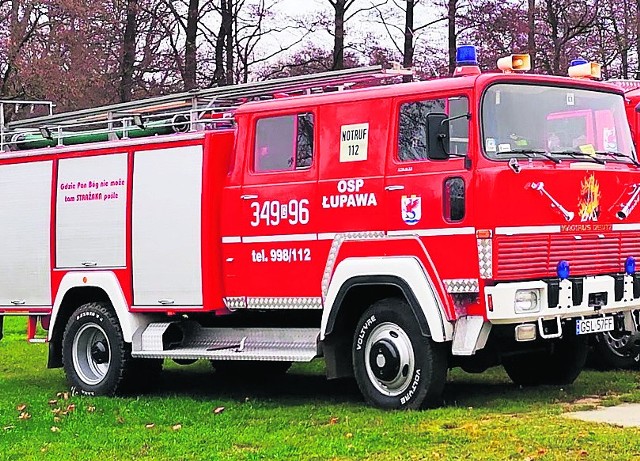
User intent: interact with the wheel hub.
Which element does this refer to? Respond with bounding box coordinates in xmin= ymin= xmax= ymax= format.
xmin=369 ymin=339 xmax=401 ymax=381
xmin=363 ymin=322 xmax=416 ymax=397
xmin=90 ymin=341 xmax=109 ymax=364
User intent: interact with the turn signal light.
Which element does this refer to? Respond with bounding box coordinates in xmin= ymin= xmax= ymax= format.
xmin=497 ymin=54 xmax=531 ymax=73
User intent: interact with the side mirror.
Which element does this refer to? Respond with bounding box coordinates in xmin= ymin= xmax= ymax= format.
xmin=426 ymin=113 xmax=449 ymax=160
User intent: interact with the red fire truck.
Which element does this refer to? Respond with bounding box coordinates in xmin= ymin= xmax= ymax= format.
xmin=2 ymin=48 xmax=640 ymax=410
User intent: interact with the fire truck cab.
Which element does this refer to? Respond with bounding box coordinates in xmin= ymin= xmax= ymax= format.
xmin=2 ymin=55 xmax=640 ymax=410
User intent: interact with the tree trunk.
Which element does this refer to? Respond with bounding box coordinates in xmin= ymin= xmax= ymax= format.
xmin=212 ymin=0 xmax=227 ymax=86
xmin=403 ymin=0 xmax=414 ymax=82
xmin=332 ymin=0 xmax=346 ymax=70
xmin=527 ymin=0 xmax=536 ymax=70
xmin=184 ymin=0 xmax=199 ymax=90
xmin=225 ymin=0 xmax=234 ymax=84
xmin=621 ymin=0 xmax=629 ymax=79
xmin=447 ymin=0 xmax=457 ymax=75
xmin=119 ymin=0 xmax=138 ymax=102
xmin=545 ymin=0 xmax=561 ymax=75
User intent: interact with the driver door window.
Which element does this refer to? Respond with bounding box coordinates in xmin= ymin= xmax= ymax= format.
xmin=398 ymin=97 xmax=469 ymax=161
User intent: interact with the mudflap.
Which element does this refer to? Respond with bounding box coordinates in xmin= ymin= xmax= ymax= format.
xmin=0 ymin=316 xmax=3 ymax=341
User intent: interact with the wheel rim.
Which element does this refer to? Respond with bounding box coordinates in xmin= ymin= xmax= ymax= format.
xmin=601 ymin=331 xmax=632 ymax=357
xmin=364 ymin=322 xmax=415 ymax=397
xmin=72 ymin=323 xmax=111 ymax=385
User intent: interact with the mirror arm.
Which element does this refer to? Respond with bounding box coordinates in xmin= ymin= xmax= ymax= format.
xmin=440 ymin=112 xmax=471 ymax=126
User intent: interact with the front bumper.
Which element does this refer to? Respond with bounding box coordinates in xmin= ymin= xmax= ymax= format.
xmin=485 ymin=274 xmax=639 ymax=324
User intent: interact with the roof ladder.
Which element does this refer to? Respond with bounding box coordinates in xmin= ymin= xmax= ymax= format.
xmin=2 ymin=66 xmax=412 ymax=152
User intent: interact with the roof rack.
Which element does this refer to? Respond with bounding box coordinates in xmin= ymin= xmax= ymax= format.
xmin=1 ymin=66 xmax=411 ymax=152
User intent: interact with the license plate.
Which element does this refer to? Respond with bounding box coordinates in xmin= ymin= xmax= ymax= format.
xmin=575 ymin=317 xmax=615 ymax=335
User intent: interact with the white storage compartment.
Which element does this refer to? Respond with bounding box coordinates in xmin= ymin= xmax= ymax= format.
xmin=132 ymin=146 xmax=203 ymax=306
xmin=0 ymin=161 xmax=53 ymax=306
xmin=56 ymin=153 xmax=128 ymax=268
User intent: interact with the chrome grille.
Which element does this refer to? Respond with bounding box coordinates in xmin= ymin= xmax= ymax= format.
xmin=494 ymin=231 xmax=640 ymax=280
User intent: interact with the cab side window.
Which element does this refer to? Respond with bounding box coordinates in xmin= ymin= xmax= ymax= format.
xmin=254 ymin=113 xmax=314 ymax=172
xmin=398 ymin=97 xmax=469 ymax=161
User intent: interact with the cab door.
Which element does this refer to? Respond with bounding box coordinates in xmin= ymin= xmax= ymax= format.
xmin=236 ymin=111 xmax=321 ymax=302
xmin=384 ymin=94 xmax=476 ymax=282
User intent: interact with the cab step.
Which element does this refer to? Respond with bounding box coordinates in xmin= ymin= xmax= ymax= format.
xmin=131 ymin=322 xmax=319 ymax=362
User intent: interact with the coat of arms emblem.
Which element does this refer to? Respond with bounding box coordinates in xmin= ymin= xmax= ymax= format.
xmin=401 ymin=195 xmax=421 ymax=225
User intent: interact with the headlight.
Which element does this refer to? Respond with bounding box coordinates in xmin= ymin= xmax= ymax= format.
xmin=514 ymin=289 xmax=541 ymax=313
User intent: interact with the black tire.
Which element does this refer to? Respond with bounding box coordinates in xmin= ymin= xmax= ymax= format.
xmin=352 ymin=298 xmax=448 ymax=410
xmin=502 ymin=333 xmax=588 ymax=386
xmin=62 ymin=302 xmax=161 ymax=396
xmin=211 ymin=360 xmax=292 ymax=378
xmin=590 ymin=331 xmax=640 ymax=370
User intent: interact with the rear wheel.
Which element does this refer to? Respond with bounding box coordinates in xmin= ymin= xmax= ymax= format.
xmin=62 ymin=302 xmax=161 ymax=395
xmin=352 ymin=298 xmax=447 ymax=410
xmin=503 ymin=333 xmax=588 ymax=386
xmin=590 ymin=331 xmax=640 ymax=370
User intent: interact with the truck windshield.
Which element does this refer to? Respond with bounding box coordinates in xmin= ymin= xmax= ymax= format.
xmin=481 ymin=83 xmax=636 ymax=163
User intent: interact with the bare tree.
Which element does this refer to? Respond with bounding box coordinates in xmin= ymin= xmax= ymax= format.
xmin=540 ymin=0 xmax=599 ymax=75
xmin=527 ymin=0 xmax=536 ymax=69
xmin=447 ymin=0 xmax=457 ymax=74
xmin=184 ymin=0 xmax=200 ymax=90
xmin=326 ymin=0 xmax=385 ymax=70
xmin=120 ymin=0 xmax=138 ymax=102
xmin=372 ymin=0 xmax=446 ymax=80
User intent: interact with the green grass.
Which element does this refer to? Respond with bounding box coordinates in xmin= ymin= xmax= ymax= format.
xmin=2 ymin=317 xmax=640 ymax=460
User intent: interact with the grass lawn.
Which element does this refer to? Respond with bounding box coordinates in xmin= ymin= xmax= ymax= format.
xmin=2 ymin=317 xmax=640 ymax=460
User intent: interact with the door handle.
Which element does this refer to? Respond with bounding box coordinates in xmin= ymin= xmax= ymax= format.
xmin=385 ymin=185 xmax=405 ymax=191
xmin=158 ymin=299 xmax=175 ymax=305
xmin=82 ymin=261 xmax=98 ymax=267
xmin=10 ymin=299 xmax=25 ymax=305
xmin=241 ymin=194 xmax=258 ymax=200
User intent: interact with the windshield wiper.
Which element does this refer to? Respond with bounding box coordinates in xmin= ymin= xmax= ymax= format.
xmin=551 ymin=150 xmax=606 ymax=165
xmin=593 ymin=151 xmax=640 ymax=167
xmin=496 ymin=149 xmax=561 ymax=164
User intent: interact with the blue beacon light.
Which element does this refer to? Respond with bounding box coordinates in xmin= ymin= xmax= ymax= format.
xmin=570 ymin=58 xmax=588 ymax=67
xmin=626 ymin=256 xmax=636 ymax=276
xmin=454 ymin=45 xmax=481 ymax=77
xmin=456 ymin=45 xmax=478 ymax=66
xmin=557 ymin=260 xmax=570 ymax=280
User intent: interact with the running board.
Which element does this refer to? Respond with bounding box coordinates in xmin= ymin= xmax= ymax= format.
xmin=131 ymin=322 xmax=320 ymax=362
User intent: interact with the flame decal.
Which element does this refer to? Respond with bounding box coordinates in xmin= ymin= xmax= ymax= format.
xmin=578 ymin=174 xmax=601 ymax=222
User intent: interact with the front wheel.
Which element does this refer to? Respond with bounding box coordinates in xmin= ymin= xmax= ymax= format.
xmin=352 ymin=298 xmax=448 ymax=410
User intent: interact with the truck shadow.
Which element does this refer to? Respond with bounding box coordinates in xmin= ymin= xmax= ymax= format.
xmin=155 ymin=366 xmax=363 ymax=405
xmin=152 ymin=364 xmax=587 ymax=409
